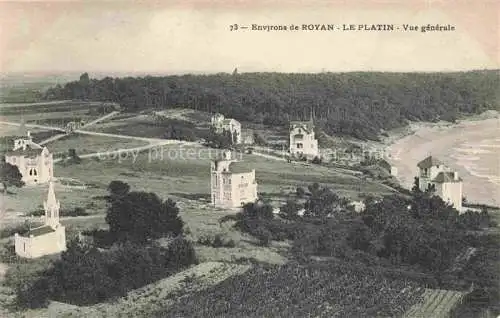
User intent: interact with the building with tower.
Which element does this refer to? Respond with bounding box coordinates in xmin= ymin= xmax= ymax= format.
xmin=14 ymin=180 xmax=66 ymax=258
xmin=417 ymin=155 xmax=463 ymax=211
xmin=210 ymin=150 xmax=258 ymax=208
xmin=4 ymin=122 xmax=54 ymax=185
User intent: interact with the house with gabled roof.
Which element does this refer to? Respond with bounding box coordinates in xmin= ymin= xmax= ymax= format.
xmin=289 ymin=119 xmax=319 ymax=159
xmin=417 ymin=155 xmax=463 ymax=211
xmin=210 ymin=150 xmax=258 ymax=208
xmin=211 ymin=113 xmax=242 ymax=144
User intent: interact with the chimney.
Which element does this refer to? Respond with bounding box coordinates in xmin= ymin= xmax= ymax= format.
xmin=453 ymin=171 xmax=458 ymax=180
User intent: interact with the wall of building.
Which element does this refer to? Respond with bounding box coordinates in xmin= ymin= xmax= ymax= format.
xmin=232 ymin=170 xmax=257 ymax=207
xmin=289 ymin=127 xmax=318 ymax=157
xmin=211 ymin=163 xmax=257 ymax=208
xmin=435 ymin=182 xmax=463 ymax=211
xmin=14 ymin=227 xmax=66 ymax=259
xmin=5 ymin=151 xmax=53 ymax=185
xmin=418 ymin=165 xmax=446 ymax=191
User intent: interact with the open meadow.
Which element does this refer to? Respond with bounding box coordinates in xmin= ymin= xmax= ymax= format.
xmin=47 ymin=133 xmax=148 ymax=157
xmin=52 ymin=143 xmax=393 ymax=202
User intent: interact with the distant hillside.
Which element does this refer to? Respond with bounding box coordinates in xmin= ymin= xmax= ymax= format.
xmin=43 ymin=70 xmax=499 ymax=141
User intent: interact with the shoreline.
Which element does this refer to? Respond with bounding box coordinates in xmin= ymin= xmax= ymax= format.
xmin=385 ymin=111 xmax=500 ymax=207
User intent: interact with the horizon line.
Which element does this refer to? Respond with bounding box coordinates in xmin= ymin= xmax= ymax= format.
xmin=2 ymin=67 xmax=499 ymax=77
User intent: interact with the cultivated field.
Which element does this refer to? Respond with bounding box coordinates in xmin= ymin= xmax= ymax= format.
xmin=0 ymin=101 xmax=111 ymax=125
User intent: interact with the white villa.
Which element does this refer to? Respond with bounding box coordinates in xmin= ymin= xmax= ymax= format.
xmin=289 ymin=120 xmax=319 ymax=159
xmin=14 ymin=180 xmax=67 ymax=258
xmin=211 ymin=113 xmax=242 ymax=144
xmin=210 ymin=150 xmax=258 ymax=208
xmin=417 ymin=156 xmax=463 ymax=211
xmin=4 ymin=126 xmax=54 ymax=185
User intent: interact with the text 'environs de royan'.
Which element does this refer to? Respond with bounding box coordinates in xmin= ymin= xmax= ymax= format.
xmin=229 ymin=24 xmax=456 ymax=32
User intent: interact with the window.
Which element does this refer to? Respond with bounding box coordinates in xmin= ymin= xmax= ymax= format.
xmin=29 ymin=169 xmax=33 ymax=176
xmin=33 ymin=169 xmax=37 ymax=176
xmin=297 ymin=143 xmax=303 ymax=149
xmin=422 ymin=168 xmax=429 ymax=177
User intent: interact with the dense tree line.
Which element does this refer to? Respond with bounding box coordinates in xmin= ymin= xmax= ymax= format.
xmin=44 ymin=71 xmax=499 ymax=140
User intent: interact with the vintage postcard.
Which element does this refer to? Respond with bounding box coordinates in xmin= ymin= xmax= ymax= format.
xmin=0 ymin=0 xmax=498 ymax=317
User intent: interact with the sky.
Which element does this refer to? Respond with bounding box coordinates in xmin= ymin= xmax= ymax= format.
xmin=0 ymin=0 xmax=498 ymax=75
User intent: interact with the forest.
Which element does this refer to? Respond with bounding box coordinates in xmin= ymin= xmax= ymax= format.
xmin=43 ymin=70 xmax=499 ymax=140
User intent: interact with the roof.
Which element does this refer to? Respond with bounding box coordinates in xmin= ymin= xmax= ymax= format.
xmin=433 ymin=172 xmax=463 ymax=183
xmin=213 ymin=150 xmax=233 ymax=162
xmin=378 ymin=159 xmax=392 ymax=171
xmin=16 ymin=120 xmax=27 ymax=137
xmin=26 ymin=225 xmax=56 ymax=237
xmin=5 ymin=145 xmax=43 ymax=157
xmin=290 ymin=120 xmax=314 ymax=132
xmin=417 ymin=156 xmax=443 ymax=169
xmin=221 ymin=118 xmax=240 ymax=125
xmin=45 ymin=181 xmax=59 ymax=210
xmin=228 ymin=161 xmax=253 ymax=174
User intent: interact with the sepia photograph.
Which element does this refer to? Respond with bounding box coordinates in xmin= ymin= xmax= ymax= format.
xmin=0 ymin=1 xmax=498 ymax=317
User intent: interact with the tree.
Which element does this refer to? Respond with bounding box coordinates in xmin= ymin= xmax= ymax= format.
xmin=205 ymin=127 xmax=233 ymax=149
xmin=304 ymin=185 xmax=350 ymax=218
xmin=107 ymin=180 xmax=130 ymax=199
xmin=105 ymin=191 xmax=184 ymax=243
xmin=279 ymin=200 xmax=302 ymax=220
xmin=296 ymin=187 xmax=306 ymax=198
xmin=312 ymin=156 xmax=322 ymax=164
xmin=67 ymin=148 xmax=81 ymax=163
xmin=165 ymin=237 xmax=198 ymax=269
xmin=242 ymin=201 xmax=274 ymax=220
xmin=411 ymin=177 xmax=421 ymax=194
xmin=253 ymin=132 xmax=267 ymax=146
xmin=0 ymin=161 xmax=24 ymax=190
xmin=79 ymin=72 xmax=90 ymax=84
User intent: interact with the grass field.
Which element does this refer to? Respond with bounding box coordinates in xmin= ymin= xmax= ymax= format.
xmin=46 ymin=133 xmax=148 ymax=157
xmin=53 ymin=144 xmax=392 ymax=202
xmin=84 ymin=112 xmax=202 ymax=139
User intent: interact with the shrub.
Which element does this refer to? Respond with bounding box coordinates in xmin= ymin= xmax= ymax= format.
xmin=197 ymin=234 xmax=236 ymax=248
xmin=312 ymin=156 xmax=322 ymax=164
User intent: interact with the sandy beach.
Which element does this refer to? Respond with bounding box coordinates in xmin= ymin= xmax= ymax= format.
xmin=387 ymin=113 xmax=500 ymax=207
